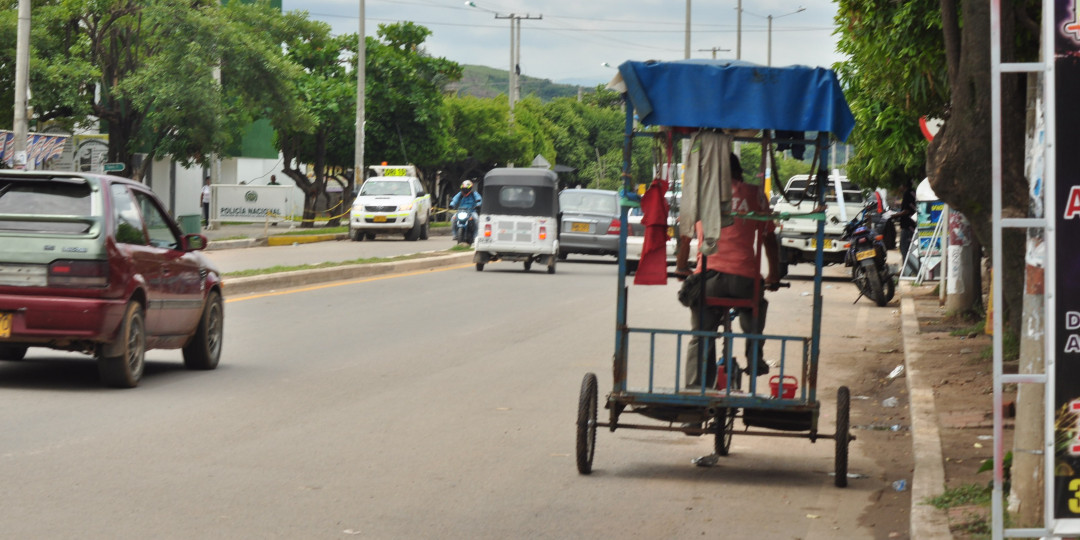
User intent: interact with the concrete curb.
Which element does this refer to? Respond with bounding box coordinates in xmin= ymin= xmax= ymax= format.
xmin=221 ymin=251 xmax=475 ymax=296
xmin=900 ymin=295 xmax=953 ymax=539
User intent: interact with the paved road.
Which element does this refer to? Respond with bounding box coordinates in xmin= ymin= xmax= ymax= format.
xmin=0 ymin=257 xmax=908 ymax=538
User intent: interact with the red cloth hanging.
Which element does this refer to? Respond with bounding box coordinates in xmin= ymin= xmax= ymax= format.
xmin=634 ymin=179 xmax=670 ymax=285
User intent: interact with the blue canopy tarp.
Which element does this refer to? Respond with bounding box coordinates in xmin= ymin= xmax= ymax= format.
xmin=616 ymin=59 xmax=855 ymax=142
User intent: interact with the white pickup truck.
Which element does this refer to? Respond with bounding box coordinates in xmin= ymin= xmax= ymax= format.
xmin=771 ymin=173 xmax=868 ymax=273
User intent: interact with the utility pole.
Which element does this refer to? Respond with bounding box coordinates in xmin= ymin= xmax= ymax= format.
xmin=493 ymin=12 xmax=540 ymax=113
xmin=736 ymin=0 xmax=742 ymax=60
xmin=13 ymin=0 xmax=31 ymax=169
xmin=684 ymin=0 xmax=691 ymax=59
xmin=355 ymin=0 xmax=365 ymax=186
xmin=698 ymin=46 xmax=730 ymax=59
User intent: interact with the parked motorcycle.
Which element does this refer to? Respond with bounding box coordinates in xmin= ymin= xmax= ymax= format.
xmin=842 ymin=206 xmax=895 ymax=307
xmin=453 ymin=209 xmax=477 ymax=245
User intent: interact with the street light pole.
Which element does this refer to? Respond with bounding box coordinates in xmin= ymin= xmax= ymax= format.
xmin=355 ymin=0 xmax=365 ymax=185
xmin=13 ymin=0 xmax=31 ymax=169
xmin=765 ymin=7 xmax=805 ymax=67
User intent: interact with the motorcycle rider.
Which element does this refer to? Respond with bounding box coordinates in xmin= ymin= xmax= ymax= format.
xmin=450 ymin=179 xmax=482 ymax=244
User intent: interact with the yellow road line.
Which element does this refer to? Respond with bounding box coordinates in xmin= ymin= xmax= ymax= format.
xmin=225 ymin=263 xmax=476 ymax=303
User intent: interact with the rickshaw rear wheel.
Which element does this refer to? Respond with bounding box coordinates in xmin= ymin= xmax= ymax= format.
xmin=524 ymin=258 xmax=532 ymax=271
xmin=475 ymin=263 xmax=484 ymax=272
xmin=835 ymin=386 xmax=851 ymax=487
xmin=547 ymin=259 xmax=556 ymax=274
xmin=713 ymin=408 xmax=736 ymax=456
xmin=576 ymin=372 xmax=598 ymax=474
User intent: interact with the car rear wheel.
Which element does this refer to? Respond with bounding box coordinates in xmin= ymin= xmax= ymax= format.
xmin=0 ymin=345 xmax=28 ymax=361
xmin=98 ymin=301 xmax=146 ymax=388
xmin=183 ymin=291 xmax=223 ymax=370
xmin=420 ymin=220 xmax=429 ymax=240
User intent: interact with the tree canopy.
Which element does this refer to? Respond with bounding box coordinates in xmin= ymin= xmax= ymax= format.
xmin=0 ymin=0 xmax=309 ymax=180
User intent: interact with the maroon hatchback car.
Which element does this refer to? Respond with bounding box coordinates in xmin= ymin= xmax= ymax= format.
xmin=0 ymin=171 xmax=224 ymax=387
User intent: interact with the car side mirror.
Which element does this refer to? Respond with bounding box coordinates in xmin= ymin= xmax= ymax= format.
xmin=417 ymin=190 xmax=426 ymax=197
xmin=184 ymin=233 xmax=208 ymax=251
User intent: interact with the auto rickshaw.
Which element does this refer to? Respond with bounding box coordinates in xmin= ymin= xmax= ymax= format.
xmin=473 ymin=168 xmax=560 ymax=274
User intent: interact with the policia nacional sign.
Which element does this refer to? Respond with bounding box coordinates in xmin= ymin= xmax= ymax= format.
xmin=1056 ymin=0 xmax=1080 ymax=520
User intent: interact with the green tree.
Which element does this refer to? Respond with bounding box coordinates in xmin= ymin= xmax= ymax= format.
xmin=274 ymin=18 xmax=355 ymax=227
xmin=834 ymin=0 xmax=1038 ymax=330
xmin=5 ymin=0 xmax=308 ymax=180
xmin=834 ymin=0 xmax=947 ymax=189
xmin=440 ymin=95 xmax=524 ymax=205
xmin=364 ymin=22 xmax=462 ymax=170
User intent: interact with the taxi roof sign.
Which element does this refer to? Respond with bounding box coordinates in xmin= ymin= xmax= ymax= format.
xmin=368 ymin=165 xmax=417 ymax=177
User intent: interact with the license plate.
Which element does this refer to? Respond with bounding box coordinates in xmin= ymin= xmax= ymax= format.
xmin=809 ymin=238 xmax=832 ymax=250
xmin=373 ymin=215 xmax=387 ymax=223
xmin=856 ymin=249 xmax=876 ymax=261
xmin=570 ymin=222 xmax=590 ymax=233
xmin=0 ymin=312 xmax=11 ymax=338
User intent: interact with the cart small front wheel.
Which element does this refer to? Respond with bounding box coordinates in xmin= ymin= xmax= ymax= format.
xmin=713 ymin=408 xmax=737 ymax=456
xmin=576 ymin=372 xmax=598 ymax=474
xmin=835 ymin=385 xmax=851 ymax=487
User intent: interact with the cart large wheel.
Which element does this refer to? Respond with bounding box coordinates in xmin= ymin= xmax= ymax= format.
xmin=576 ymin=372 xmax=598 ymax=474
xmin=713 ymin=408 xmax=736 ymax=456
xmin=835 ymin=385 xmax=851 ymax=487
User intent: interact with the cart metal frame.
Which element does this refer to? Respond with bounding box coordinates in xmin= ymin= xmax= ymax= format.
xmin=576 ymin=60 xmax=857 ymax=487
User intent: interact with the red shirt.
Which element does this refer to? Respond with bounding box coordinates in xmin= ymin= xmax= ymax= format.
xmin=694 ymin=181 xmax=770 ymax=279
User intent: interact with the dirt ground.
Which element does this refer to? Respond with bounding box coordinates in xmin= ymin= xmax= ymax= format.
xmin=910 ymin=287 xmax=1006 ymax=539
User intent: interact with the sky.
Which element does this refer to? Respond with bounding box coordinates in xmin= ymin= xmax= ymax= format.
xmin=281 ymin=0 xmax=846 ymax=86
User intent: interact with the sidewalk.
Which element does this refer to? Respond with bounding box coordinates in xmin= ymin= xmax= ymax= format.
xmin=900 ymin=287 xmax=952 ymax=539
xmin=900 ymin=282 xmax=1001 ymax=538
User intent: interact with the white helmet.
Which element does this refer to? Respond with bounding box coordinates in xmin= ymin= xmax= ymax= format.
xmin=461 ymin=180 xmax=473 ymax=190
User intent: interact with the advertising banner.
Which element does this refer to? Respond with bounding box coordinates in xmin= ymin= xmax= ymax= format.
xmin=1055 ymin=0 xmax=1080 ymax=521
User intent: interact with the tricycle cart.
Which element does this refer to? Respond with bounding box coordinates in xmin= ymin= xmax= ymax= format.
xmin=576 ymin=59 xmax=857 ymax=487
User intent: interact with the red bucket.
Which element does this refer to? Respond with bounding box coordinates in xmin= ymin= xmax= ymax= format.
xmin=770 ymin=375 xmax=798 ymax=399
xmin=715 ymin=365 xmax=728 ymax=390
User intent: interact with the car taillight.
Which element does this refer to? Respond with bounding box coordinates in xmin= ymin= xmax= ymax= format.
xmin=539 ymin=226 xmax=547 ymax=240
xmin=48 ymin=260 xmax=109 ymax=287
xmin=606 ymin=219 xmax=620 ymax=235
xmin=484 ymin=224 xmax=492 ymax=238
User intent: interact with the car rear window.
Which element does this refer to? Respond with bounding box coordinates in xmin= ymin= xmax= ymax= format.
xmin=560 ymin=191 xmax=616 ymax=214
xmin=360 ymin=180 xmax=412 ymax=196
xmin=483 ymin=185 xmax=555 ymax=217
xmin=0 ymin=178 xmax=95 ymax=233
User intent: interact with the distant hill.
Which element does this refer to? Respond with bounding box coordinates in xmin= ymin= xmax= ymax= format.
xmin=449 ymin=64 xmax=598 ymax=102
